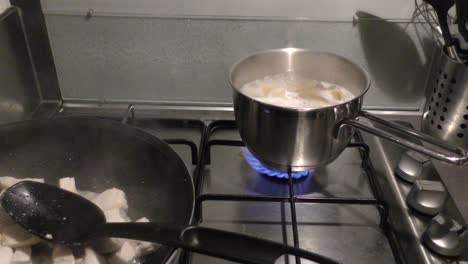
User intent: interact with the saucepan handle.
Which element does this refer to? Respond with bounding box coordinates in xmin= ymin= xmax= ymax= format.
xmin=344 ymin=111 xmax=468 ymax=165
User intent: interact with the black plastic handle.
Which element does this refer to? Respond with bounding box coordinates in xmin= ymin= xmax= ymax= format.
xmin=423 ymin=0 xmax=456 ymax=46
xmin=96 ymin=223 xmax=339 ymax=264
xmin=456 ymin=0 xmax=468 ymax=42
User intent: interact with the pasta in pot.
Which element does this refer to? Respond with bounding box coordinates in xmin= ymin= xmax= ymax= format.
xmin=240 ymin=72 xmax=355 ymax=109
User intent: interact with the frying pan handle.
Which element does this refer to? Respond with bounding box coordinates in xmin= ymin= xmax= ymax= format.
xmin=97 ymin=223 xmax=339 ymax=264
xmin=344 ymin=111 xmax=468 ymax=165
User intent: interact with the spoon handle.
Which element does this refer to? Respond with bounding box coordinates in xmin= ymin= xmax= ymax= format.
xmin=97 ymin=223 xmax=338 ymax=264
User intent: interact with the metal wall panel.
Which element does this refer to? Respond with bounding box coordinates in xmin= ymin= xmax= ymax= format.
xmin=41 ymin=0 xmax=416 ymax=20
xmin=0 ymin=8 xmax=41 ymax=123
xmin=11 ymin=0 xmax=61 ymax=101
xmin=45 ymin=14 xmax=435 ymax=110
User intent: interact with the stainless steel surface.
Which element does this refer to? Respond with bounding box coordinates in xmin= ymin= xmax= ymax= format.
xmin=360 ymin=118 xmax=467 ymax=263
xmin=44 ymin=14 xmax=433 ymax=109
xmin=422 ymin=213 xmax=466 ymax=257
xmin=40 ymin=0 xmax=419 ymax=20
xmin=10 ymin=0 xmax=62 ymax=101
xmin=230 ymin=48 xmax=468 ymax=170
xmin=32 ymin=104 xmax=468 ymax=264
xmin=194 ymin=126 xmax=394 ymax=264
xmin=5 ymin=0 xmax=467 ymax=261
xmin=52 ymin=106 xmax=397 ymax=264
xmin=371 ymin=112 xmax=468 ymax=225
xmin=406 ymin=180 xmax=447 ymax=216
xmin=0 ymin=8 xmax=41 ymax=124
xmin=345 ymin=112 xmax=468 ymax=164
xmin=356 ymin=11 xmax=434 ymax=111
xmin=52 ymin=103 xmax=468 ymax=226
xmin=422 ymin=49 xmax=468 ymax=149
xmin=395 ymin=150 xmax=434 ymax=183
xmin=431 ymin=160 xmax=468 ymax=224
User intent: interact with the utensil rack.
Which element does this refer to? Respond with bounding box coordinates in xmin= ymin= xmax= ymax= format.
xmin=413 ymin=0 xmax=451 ymax=47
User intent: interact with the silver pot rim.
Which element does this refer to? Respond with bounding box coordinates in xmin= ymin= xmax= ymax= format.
xmin=229 ymin=47 xmax=372 ymax=113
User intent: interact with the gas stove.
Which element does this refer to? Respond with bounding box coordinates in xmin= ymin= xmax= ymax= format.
xmin=51 ymin=104 xmax=467 ymax=264
xmin=2 ymin=1 xmax=466 ymax=262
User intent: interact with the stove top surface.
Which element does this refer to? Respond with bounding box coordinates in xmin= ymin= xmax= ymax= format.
xmin=52 ymin=105 xmax=466 ymax=264
xmin=190 ymin=124 xmax=394 ymax=264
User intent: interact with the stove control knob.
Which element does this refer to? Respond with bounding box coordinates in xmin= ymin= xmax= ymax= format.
xmin=407 ymin=180 xmax=447 ymax=216
xmin=395 ymin=151 xmax=433 ymax=183
xmin=422 ymin=213 xmax=466 ymax=257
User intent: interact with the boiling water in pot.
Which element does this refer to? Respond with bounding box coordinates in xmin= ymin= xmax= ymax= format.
xmin=239 ymin=72 xmax=355 ymax=109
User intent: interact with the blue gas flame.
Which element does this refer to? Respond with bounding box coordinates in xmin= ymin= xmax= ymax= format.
xmin=242 ymin=148 xmax=313 ymax=179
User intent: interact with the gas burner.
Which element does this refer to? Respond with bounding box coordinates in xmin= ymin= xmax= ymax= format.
xmin=242 ymin=148 xmax=313 ymax=179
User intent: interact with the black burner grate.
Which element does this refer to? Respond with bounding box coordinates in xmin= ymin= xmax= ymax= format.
xmin=55 ymin=104 xmax=403 ymax=263
xmin=178 ymin=120 xmax=402 ymax=264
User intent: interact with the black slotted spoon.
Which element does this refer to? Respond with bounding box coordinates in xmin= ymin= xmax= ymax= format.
xmin=0 ymin=181 xmax=339 ymax=264
xmin=424 ymin=0 xmax=456 ymax=47
xmin=455 ymin=0 xmax=468 ymax=42
xmin=423 ymin=0 xmax=465 ymax=61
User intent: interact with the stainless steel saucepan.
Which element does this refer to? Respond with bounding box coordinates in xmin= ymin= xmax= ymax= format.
xmin=229 ymin=48 xmax=468 ymax=171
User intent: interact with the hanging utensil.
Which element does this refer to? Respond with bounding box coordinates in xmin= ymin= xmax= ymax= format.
xmin=423 ymin=0 xmax=462 ymax=61
xmin=449 ymin=24 xmax=468 ymax=62
xmin=456 ymin=0 xmax=468 ymax=42
xmin=449 ymin=24 xmax=468 ymax=51
xmin=1 ymin=181 xmax=338 ymax=264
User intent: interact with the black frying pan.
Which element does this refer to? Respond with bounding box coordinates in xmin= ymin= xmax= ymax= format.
xmin=0 ymin=117 xmax=193 ymax=263
xmin=0 ymin=117 xmax=337 ymax=264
